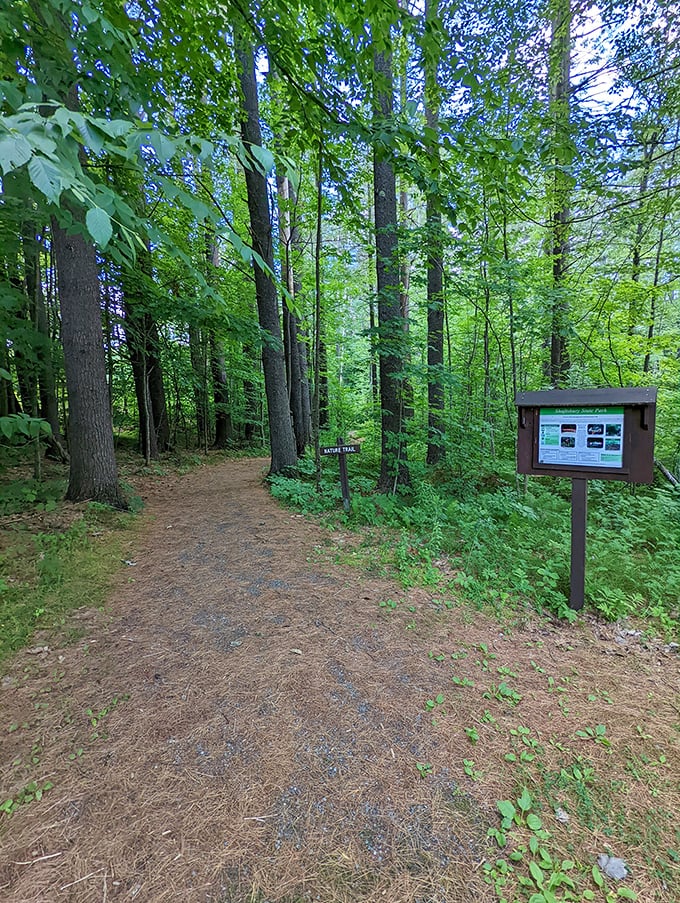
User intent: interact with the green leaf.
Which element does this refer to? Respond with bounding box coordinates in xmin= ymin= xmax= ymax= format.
xmin=0 ymin=368 xmax=11 ymax=380
xmin=616 ymin=890 xmax=637 ymax=900
xmin=95 ymin=118 xmax=131 ymax=139
xmin=0 ymin=82 xmax=22 ymax=109
xmin=527 ymin=813 xmax=542 ymax=831
xmin=497 ymin=800 xmax=516 ymax=821
xmin=517 ymin=787 xmax=532 ymax=812
xmin=0 ymin=133 xmax=32 ymax=174
xmin=27 ymin=155 xmax=63 ymax=202
xmin=147 ymin=130 xmax=177 ymax=164
xmin=592 ymin=864 xmax=605 ymax=888
xmin=249 ymin=143 xmax=275 ymax=174
xmin=85 ymin=207 xmax=113 ymax=248
xmin=583 ymin=891 xmax=595 ymax=901
xmin=529 ymin=860 xmax=545 ymax=887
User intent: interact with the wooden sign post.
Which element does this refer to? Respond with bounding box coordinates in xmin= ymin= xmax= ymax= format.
xmin=516 ymin=388 xmax=657 ymax=611
xmin=320 ymin=437 xmax=361 ymax=512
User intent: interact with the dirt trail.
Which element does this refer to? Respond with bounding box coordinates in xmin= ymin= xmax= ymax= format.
xmin=0 ymin=458 xmax=678 ymax=902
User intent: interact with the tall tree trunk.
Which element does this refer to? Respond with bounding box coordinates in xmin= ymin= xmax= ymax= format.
xmin=629 ymin=135 xmax=658 ymax=334
xmin=1 ymin=342 xmax=20 ymax=416
xmin=204 ymin=232 xmax=232 ymax=448
xmin=147 ymin=320 xmax=170 ymax=452
xmin=367 ymin=186 xmax=379 ymax=408
xmin=22 ymin=224 xmax=68 ymax=461
xmin=237 ymin=43 xmax=297 ymax=474
xmin=115 ymin=164 xmax=170 ymax=458
xmin=424 ymin=0 xmax=445 ymax=465
xmin=189 ymin=324 xmax=209 ymax=452
xmin=548 ymin=0 xmax=572 ymax=386
xmin=51 ymin=215 xmax=125 ymax=506
xmin=124 ymin=301 xmax=158 ymax=463
xmin=278 ymin=174 xmax=312 ymax=455
xmin=9 ymin=262 xmax=37 ymax=417
xmin=643 ymin=124 xmax=677 ymax=373
xmin=373 ymin=45 xmax=409 ymax=491
xmin=210 ymin=333 xmax=232 ymax=447
xmin=121 ymin=238 xmax=169 ymax=461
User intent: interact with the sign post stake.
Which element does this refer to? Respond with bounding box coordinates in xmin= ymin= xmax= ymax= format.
xmin=570 ymin=478 xmax=588 ymax=611
xmin=337 ymin=436 xmax=351 ymax=512
xmin=319 ymin=437 xmax=361 ymax=511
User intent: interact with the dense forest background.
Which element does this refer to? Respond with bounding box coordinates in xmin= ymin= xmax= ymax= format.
xmin=1 ymin=0 xmax=679 ymax=624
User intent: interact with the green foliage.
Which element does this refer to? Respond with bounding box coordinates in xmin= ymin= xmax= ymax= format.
xmin=0 ymin=510 xmax=130 ymax=664
xmin=268 ymin=462 xmax=680 ymax=632
xmin=0 ymin=779 xmax=54 ymax=818
xmin=0 ymin=414 xmax=52 ymax=443
xmin=0 ymin=477 xmax=65 ymax=516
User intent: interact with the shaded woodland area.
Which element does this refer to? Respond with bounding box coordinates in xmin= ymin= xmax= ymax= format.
xmin=2 ymin=0 xmax=679 ymax=496
xmin=2 ymin=9 xmax=680 ymax=900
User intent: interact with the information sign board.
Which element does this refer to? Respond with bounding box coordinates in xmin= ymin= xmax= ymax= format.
xmin=515 ymin=387 xmax=657 ymax=612
xmin=515 ymin=387 xmax=656 ymax=483
xmin=538 ymin=406 xmax=624 ymax=470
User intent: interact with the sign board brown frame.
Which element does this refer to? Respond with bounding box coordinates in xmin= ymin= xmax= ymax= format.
xmin=516 ymin=387 xmax=657 ymax=484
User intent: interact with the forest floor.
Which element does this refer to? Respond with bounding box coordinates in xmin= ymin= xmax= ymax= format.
xmin=0 ymin=457 xmax=678 ymax=903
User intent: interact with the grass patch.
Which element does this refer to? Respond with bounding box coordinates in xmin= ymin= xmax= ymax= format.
xmin=0 ymin=503 xmax=134 ymax=666
xmin=268 ymin=460 xmax=680 ymax=636
xmin=419 ymin=641 xmax=680 ymax=903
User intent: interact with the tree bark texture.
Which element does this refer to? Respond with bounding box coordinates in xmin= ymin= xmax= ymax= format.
xmin=22 ymin=224 xmax=68 ymax=461
xmin=373 ymin=47 xmax=409 ymax=490
xmin=424 ymin=0 xmax=445 ymax=465
xmin=121 ymin=243 xmax=169 ymax=461
xmin=204 ymin=234 xmax=232 ymax=448
xmin=548 ymin=0 xmax=572 ymax=386
xmin=278 ymin=174 xmax=312 ymax=455
xmin=189 ymin=324 xmax=209 ymax=451
xmin=51 ymin=217 xmax=125 ymax=506
xmin=237 ymin=43 xmax=297 ymax=474
xmin=210 ymin=333 xmax=232 ymax=447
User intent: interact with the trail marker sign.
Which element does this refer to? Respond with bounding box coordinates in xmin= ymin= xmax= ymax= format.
xmin=515 ymin=388 xmax=657 ymax=611
xmin=320 ymin=437 xmax=360 ymax=512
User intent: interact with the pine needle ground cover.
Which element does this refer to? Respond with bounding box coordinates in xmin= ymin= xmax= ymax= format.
xmin=0 ymin=457 xmax=677 ymax=902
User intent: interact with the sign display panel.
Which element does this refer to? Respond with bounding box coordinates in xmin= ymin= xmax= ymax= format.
xmin=538 ymin=407 xmax=624 ymax=469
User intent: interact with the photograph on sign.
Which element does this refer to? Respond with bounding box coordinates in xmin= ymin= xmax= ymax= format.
xmin=538 ymin=407 xmax=624 ymax=469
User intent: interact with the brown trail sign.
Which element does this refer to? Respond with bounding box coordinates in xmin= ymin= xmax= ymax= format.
xmin=516 ymin=388 xmax=657 ymax=611
xmin=320 ymin=437 xmax=361 ymax=512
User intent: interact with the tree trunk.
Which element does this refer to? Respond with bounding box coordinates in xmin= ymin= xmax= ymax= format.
xmin=278 ymin=174 xmax=312 ymax=455
xmin=51 ymin=215 xmax=125 ymax=506
xmin=204 ymin=232 xmax=232 ymax=448
xmin=548 ymin=0 xmax=572 ymax=387
xmin=124 ymin=302 xmax=158 ymax=463
xmin=121 ymin=237 xmax=169 ymax=461
xmin=211 ymin=333 xmax=232 ymax=447
xmin=237 ymin=43 xmax=297 ymax=474
xmin=22 ymin=224 xmax=68 ymax=461
xmin=189 ymin=324 xmax=209 ymax=451
xmin=9 ymin=262 xmax=37 ymax=418
xmin=373 ymin=46 xmax=409 ymax=490
xmin=424 ymin=0 xmax=445 ymax=465
xmin=147 ymin=321 xmax=170 ymax=452
xmin=629 ymin=135 xmax=657 ymax=334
